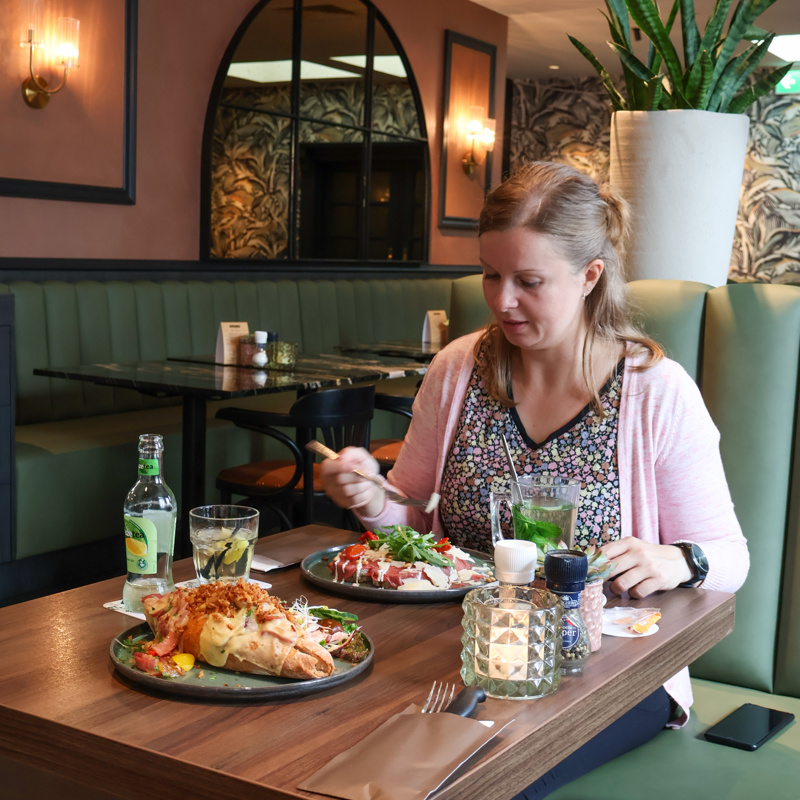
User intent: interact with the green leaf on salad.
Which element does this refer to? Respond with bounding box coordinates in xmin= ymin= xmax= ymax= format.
xmin=369 ymin=525 xmax=452 ymax=567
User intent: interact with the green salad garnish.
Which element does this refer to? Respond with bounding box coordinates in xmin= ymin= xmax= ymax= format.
xmin=368 ymin=525 xmax=451 ymax=567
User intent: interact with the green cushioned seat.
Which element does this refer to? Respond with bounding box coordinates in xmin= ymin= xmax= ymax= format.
xmin=547 ymin=679 xmax=800 ymax=800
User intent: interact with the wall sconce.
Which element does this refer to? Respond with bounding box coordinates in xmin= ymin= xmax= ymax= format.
xmin=462 ymin=105 xmax=496 ymax=175
xmin=20 ymin=1 xmax=80 ymax=109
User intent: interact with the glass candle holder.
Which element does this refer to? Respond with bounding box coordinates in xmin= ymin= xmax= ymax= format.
xmin=267 ymin=341 xmax=298 ymax=370
xmin=461 ymin=585 xmax=563 ymax=700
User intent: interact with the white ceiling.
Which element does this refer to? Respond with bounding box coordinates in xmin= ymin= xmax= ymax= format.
xmin=470 ymin=0 xmax=800 ymax=80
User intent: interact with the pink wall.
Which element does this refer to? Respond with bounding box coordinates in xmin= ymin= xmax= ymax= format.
xmin=0 ymin=0 xmax=506 ymax=266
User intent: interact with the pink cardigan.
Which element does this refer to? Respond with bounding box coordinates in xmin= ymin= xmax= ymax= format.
xmin=359 ymin=331 xmax=749 ymax=721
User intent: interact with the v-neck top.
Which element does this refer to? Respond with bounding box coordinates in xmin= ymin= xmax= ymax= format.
xmin=438 ymin=344 xmax=624 ymax=553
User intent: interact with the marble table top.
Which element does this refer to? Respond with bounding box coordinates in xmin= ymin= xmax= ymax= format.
xmin=34 ymin=353 xmax=428 ymax=399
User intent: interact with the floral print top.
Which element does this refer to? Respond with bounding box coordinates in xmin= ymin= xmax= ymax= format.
xmin=438 ymin=349 xmax=624 ymax=554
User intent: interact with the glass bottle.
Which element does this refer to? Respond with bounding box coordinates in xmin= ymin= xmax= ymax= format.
xmin=252 ymin=330 xmax=268 ymax=368
xmin=545 ymin=550 xmax=590 ymax=675
xmin=123 ymin=433 xmax=177 ymax=612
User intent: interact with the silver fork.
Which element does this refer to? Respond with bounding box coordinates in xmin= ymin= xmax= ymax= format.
xmin=421 ymin=681 xmax=456 ymax=713
xmin=306 ymin=440 xmax=440 ymax=511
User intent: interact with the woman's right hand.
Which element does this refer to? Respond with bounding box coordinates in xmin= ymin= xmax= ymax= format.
xmin=319 ymin=446 xmax=385 ymax=517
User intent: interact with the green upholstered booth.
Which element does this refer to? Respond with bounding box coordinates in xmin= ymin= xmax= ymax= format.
xmin=4 ymin=277 xmax=452 ymax=603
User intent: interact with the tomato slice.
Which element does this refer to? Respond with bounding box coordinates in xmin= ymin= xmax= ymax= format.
xmin=358 ymin=531 xmax=379 ymax=542
xmin=432 ymin=537 xmax=451 ymax=552
xmin=343 ymin=544 xmax=367 ymax=559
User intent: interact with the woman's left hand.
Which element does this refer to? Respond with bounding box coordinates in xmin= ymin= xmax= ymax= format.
xmin=601 ymin=538 xmax=693 ymax=598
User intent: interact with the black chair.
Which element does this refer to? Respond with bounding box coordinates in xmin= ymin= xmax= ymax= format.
xmin=368 ymin=391 xmax=414 ymax=476
xmin=215 ymin=385 xmax=375 ymax=531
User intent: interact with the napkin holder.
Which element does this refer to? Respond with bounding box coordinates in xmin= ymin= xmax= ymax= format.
xmin=215 ymin=322 xmax=249 ymax=365
xmin=422 ymin=310 xmax=448 ymax=346
xmin=298 ymin=704 xmax=512 ymax=800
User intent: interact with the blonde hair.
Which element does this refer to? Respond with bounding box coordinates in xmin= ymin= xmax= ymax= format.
xmin=476 ymin=161 xmax=662 ymax=411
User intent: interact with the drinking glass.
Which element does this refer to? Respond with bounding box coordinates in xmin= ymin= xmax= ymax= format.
xmin=189 ymin=505 xmax=259 ymax=583
xmin=490 ymin=475 xmax=580 ymax=549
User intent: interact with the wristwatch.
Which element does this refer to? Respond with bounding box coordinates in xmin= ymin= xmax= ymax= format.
xmin=674 ymin=541 xmax=709 ymax=587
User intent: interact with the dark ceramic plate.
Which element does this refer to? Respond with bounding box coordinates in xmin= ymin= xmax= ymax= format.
xmin=300 ymin=545 xmax=494 ymax=603
xmin=110 ymin=622 xmax=373 ymax=699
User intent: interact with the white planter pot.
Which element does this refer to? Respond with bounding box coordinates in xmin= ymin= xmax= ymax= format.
xmin=608 ymin=110 xmax=750 ymax=287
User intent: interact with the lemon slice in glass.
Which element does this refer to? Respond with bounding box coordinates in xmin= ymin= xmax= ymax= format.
xmin=223 ymin=538 xmax=248 ymax=564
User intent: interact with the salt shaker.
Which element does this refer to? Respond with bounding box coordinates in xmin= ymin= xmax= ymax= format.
xmin=252 ymin=330 xmax=268 ymax=368
xmin=545 ymin=550 xmax=590 ymax=675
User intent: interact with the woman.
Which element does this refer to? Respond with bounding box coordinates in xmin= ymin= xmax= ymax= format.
xmin=321 ymin=161 xmax=748 ymax=796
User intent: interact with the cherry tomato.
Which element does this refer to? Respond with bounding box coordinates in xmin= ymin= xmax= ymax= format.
xmin=433 ymin=537 xmax=451 ymax=552
xmin=358 ymin=531 xmax=379 ymax=542
xmin=317 ymin=618 xmax=344 ymax=633
xmin=343 ymin=544 xmax=367 ymax=559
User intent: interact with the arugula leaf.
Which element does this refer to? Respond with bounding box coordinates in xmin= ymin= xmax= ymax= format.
xmin=370 ymin=525 xmax=452 ymax=567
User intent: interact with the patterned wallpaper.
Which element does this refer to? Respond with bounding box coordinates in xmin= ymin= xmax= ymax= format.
xmin=508 ymin=77 xmax=800 ymax=283
xmin=210 ymin=81 xmax=422 ymax=260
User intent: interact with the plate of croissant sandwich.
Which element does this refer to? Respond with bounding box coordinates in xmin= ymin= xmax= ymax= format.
xmin=110 ymin=579 xmax=372 ymax=699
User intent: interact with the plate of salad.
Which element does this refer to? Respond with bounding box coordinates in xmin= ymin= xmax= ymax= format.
xmin=300 ymin=526 xmax=495 ymax=603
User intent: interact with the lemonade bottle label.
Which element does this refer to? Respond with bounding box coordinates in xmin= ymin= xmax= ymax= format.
xmin=138 ymin=458 xmax=159 ymax=476
xmin=124 ymin=516 xmax=158 ymax=574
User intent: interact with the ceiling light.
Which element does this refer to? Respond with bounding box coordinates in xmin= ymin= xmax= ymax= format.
xmin=227 ymin=59 xmax=358 ymax=84
xmin=331 ymin=55 xmax=407 ymax=78
xmin=767 ymin=34 xmax=800 ymax=63
xmin=548 ymin=64 xmax=560 ymax=70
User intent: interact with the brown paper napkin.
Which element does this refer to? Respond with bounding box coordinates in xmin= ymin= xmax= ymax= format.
xmin=298 ymin=704 xmax=512 ymax=800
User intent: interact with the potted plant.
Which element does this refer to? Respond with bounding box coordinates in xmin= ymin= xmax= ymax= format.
xmin=568 ymin=0 xmax=794 ymax=287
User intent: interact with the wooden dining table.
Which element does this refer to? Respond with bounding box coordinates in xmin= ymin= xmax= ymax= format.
xmin=0 ymin=524 xmax=735 ymax=800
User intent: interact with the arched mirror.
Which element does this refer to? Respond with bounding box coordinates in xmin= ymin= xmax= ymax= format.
xmin=203 ymin=0 xmax=429 ymax=264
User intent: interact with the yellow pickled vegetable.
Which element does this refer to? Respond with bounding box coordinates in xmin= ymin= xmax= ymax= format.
xmin=171 ymin=653 xmax=195 ymax=671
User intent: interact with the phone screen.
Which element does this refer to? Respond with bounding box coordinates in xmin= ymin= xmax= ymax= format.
xmin=704 ymin=703 xmax=795 ymax=751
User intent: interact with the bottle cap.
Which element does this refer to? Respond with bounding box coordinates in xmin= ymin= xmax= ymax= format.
xmin=544 ymin=550 xmax=588 ymax=592
xmin=493 ymin=539 xmax=538 ymax=584
xmin=254 ymin=330 xmax=268 ymax=344
xmin=267 ymin=331 xmax=279 ymax=342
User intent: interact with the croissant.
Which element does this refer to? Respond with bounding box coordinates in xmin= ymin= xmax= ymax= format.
xmin=142 ymin=580 xmax=334 ymax=680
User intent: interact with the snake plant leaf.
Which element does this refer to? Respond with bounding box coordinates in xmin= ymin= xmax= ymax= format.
xmin=684 ymin=48 xmax=714 ymax=108
xmin=711 ymin=34 xmax=775 ymax=112
xmin=607 ymin=0 xmax=633 ymax=47
xmin=608 ymin=41 xmax=661 ymax=108
xmin=680 ymin=0 xmax=702 ymax=66
xmin=727 ymin=61 xmax=794 ymax=113
xmin=603 ymin=11 xmax=643 ymax=105
xmin=626 ymin=0 xmax=688 ymax=102
xmin=708 ymin=0 xmax=781 ymax=98
xmin=568 ymin=35 xmax=629 ymax=110
xmin=648 ymin=0 xmax=680 ymax=73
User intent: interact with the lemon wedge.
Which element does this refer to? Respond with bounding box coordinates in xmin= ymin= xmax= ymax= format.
xmin=223 ymin=538 xmax=248 ymax=564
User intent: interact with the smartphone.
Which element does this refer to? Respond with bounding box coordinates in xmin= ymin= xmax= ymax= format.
xmin=703 ymin=703 xmax=795 ymax=751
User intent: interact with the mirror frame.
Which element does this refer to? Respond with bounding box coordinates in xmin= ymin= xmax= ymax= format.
xmin=0 ymin=0 xmax=138 ymax=205
xmin=438 ymin=30 xmax=496 ymax=230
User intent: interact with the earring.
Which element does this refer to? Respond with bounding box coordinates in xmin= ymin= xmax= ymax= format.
xmin=583 ymin=290 xmax=589 ymax=298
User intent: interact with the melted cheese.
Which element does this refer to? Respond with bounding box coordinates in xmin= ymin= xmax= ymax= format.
xmin=198 ymin=608 xmax=299 ymax=674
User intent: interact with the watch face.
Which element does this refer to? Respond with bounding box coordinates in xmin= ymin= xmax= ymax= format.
xmin=691 ymin=543 xmax=709 ymax=578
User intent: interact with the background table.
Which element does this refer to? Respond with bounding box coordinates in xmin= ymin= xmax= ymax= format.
xmin=335 ymin=339 xmax=443 ymax=362
xmin=34 ymin=356 xmax=427 ymax=556
xmin=0 ymin=524 xmax=735 ymax=800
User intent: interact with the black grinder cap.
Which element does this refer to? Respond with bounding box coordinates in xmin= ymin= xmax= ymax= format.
xmin=544 ymin=549 xmax=588 ymax=593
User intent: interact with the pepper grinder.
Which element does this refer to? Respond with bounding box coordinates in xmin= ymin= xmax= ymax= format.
xmin=545 ymin=550 xmax=590 ymax=675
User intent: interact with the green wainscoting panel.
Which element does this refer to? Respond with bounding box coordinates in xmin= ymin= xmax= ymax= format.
xmin=160 ymin=281 xmax=194 ymax=359
xmin=694 ymin=283 xmax=800 ymax=692
xmin=448 ymin=273 xmax=487 ymax=340
xmin=627 ymin=279 xmax=710 ymax=382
